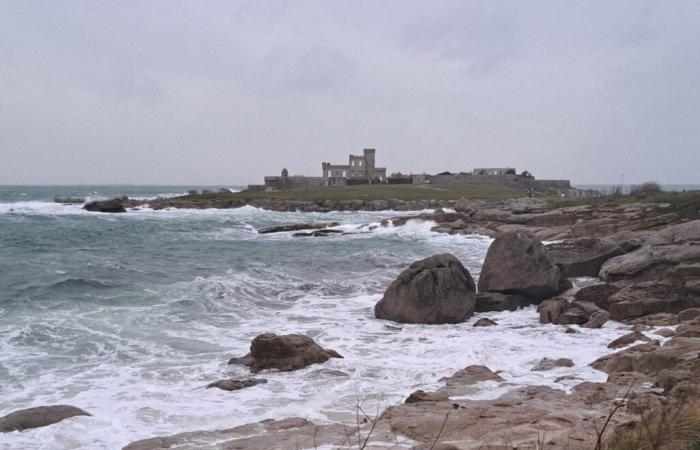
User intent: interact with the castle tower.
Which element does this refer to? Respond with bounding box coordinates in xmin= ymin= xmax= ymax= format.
xmin=363 ymin=149 xmax=375 ymax=178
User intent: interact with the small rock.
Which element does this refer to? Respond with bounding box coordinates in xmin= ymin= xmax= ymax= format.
xmin=531 ymin=358 xmax=574 ymax=371
xmin=405 ymin=390 xmax=448 ymax=404
xmin=228 ymin=333 xmax=342 ymax=373
xmin=0 ymin=405 xmax=91 ymax=432
xmin=654 ymin=328 xmax=675 ymax=337
xmin=473 ymin=318 xmax=497 ymax=327
xmin=206 ymin=378 xmax=267 ymax=391
xmin=564 ymin=327 xmax=578 ymax=334
xmin=607 ymin=332 xmax=651 ymax=349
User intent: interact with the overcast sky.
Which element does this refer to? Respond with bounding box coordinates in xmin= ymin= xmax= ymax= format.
xmin=1 ymin=1 xmax=698 ymax=185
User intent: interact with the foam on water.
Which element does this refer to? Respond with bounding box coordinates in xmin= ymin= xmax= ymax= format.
xmin=0 ymin=205 xmax=648 ymax=450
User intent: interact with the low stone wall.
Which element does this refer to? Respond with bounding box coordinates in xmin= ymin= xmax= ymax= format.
xmin=264 ymin=176 xmax=326 ymax=190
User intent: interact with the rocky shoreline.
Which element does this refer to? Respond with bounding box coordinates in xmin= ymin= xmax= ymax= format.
xmin=16 ymin=193 xmax=700 ymax=449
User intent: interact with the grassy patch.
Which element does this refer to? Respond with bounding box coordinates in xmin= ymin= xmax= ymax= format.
xmin=186 ymin=184 xmax=527 ymax=202
xmin=546 ymin=191 xmax=700 ymax=219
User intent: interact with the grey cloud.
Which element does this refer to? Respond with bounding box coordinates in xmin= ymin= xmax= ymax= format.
xmin=0 ymin=0 xmax=698 ymax=185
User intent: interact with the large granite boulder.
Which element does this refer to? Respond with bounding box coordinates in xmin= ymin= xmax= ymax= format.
xmin=478 ymin=232 xmax=561 ymax=301
xmin=546 ymin=237 xmax=623 ymax=278
xmin=374 ymin=253 xmax=476 ymax=324
xmin=0 ymin=405 xmax=90 ymax=432
xmin=83 ymin=199 xmax=126 ymax=213
xmin=228 ymin=333 xmax=342 ymax=373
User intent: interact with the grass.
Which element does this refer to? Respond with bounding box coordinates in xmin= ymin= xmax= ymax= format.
xmin=184 ymin=183 xmax=527 ymax=202
xmin=546 ymin=190 xmax=700 ymax=219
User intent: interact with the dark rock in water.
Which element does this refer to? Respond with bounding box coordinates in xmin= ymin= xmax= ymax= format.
xmin=206 ymin=378 xmax=267 ymax=391
xmin=374 ymin=253 xmax=476 ymax=324
xmin=292 ymin=229 xmax=344 ymax=237
xmin=0 ymin=405 xmax=90 ymax=432
xmin=228 ymin=333 xmax=342 ymax=373
xmin=474 ymin=292 xmax=534 ymax=312
xmin=473 ymin=318 xmax=497 ymax=327
xmin=83 ymin=198 xmax=126 ymax=213
xmin=547 ymin=237 xmax=624 ymax=278
xmin=608 ymin=331 xmax=652 ymax=349
xmin=477 ymin=232 xmax=561 ymax=301
xmin=54 ymin=197 xmax=85 ymax=204
xmin=531 ymin=357 xmax=574 ymax=371
xmin=257 ymin=222 xmax=340 ymax=234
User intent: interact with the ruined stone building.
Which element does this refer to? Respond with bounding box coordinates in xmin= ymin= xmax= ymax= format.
xmin=322 ymin=149 xmax=387 ymax=186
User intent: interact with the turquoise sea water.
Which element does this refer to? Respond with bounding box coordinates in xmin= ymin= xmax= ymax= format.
xmin=0 ymin=186 xmax=637 ymax=449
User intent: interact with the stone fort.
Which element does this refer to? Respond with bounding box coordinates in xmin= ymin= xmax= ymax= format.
xmin=251 ymin=148 xmax=579 ymax=195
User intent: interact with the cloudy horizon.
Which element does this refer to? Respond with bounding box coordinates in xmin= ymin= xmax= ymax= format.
xmin=1 ymin=1 xmax=698 ymax=185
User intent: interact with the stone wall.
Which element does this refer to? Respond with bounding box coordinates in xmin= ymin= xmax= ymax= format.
xmin=263 ymin=176 xmax=326 ymax=190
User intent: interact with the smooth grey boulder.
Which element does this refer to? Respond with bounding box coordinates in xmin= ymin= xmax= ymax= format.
xmin=547 ymin=237 xmax=624 ymax=278
xmin=374 ymin=253 xmax=476 ymax=324
xmin=478 ymin=232 xmax=561 ymax=301
xmin=0 ymin=405 xmax=90 ymax=432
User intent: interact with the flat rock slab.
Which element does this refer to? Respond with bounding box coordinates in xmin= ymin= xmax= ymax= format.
xmin=0 ymin=405 xmax=90 ymax=432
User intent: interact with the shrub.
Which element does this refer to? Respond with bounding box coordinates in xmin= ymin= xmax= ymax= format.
xmin=630 ymin=181 xmax=662 ymax=196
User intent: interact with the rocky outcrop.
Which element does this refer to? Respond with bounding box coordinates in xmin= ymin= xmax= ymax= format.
xmin=122 ymin=417 xmax=382 ymax=450
xmin=375 ymin=254 xmax=476 ymax=324
xmin=206 ymin=378 xmax=267 ymax=391
xmin=0 ymin=405 xmax=90 ymax=432
xmin=83 ymin=198 xmax=126 ymax=213
xmin=592 ymin=337 xmax=700 ymax=377
xmin=228 ymin=333 xmax=342 ymax=373
xmin=546 ymin=237 xmax=623 ymax=278
xmin=477 ymin=232 xmax=561 ymax=301
xmin=474 ymin=292 xmax=534 ymax=312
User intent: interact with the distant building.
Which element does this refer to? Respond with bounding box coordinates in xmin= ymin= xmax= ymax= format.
xmin=322 ymin=149 xmax=387 ymax=186
xmin=473 ymin=167 xmax=516 ymax=176
xmin=255 ymin=148 xmax=388 ymax=191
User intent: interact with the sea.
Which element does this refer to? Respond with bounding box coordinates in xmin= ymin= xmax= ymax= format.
xmin=0 ymin=185 xmax=651 ymax=449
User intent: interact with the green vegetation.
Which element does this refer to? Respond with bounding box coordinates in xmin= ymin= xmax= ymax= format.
xmin=547 ymin=190 xmax=700 ymax=216
xmin=187 ymin=183 xmax=527 ymax=202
